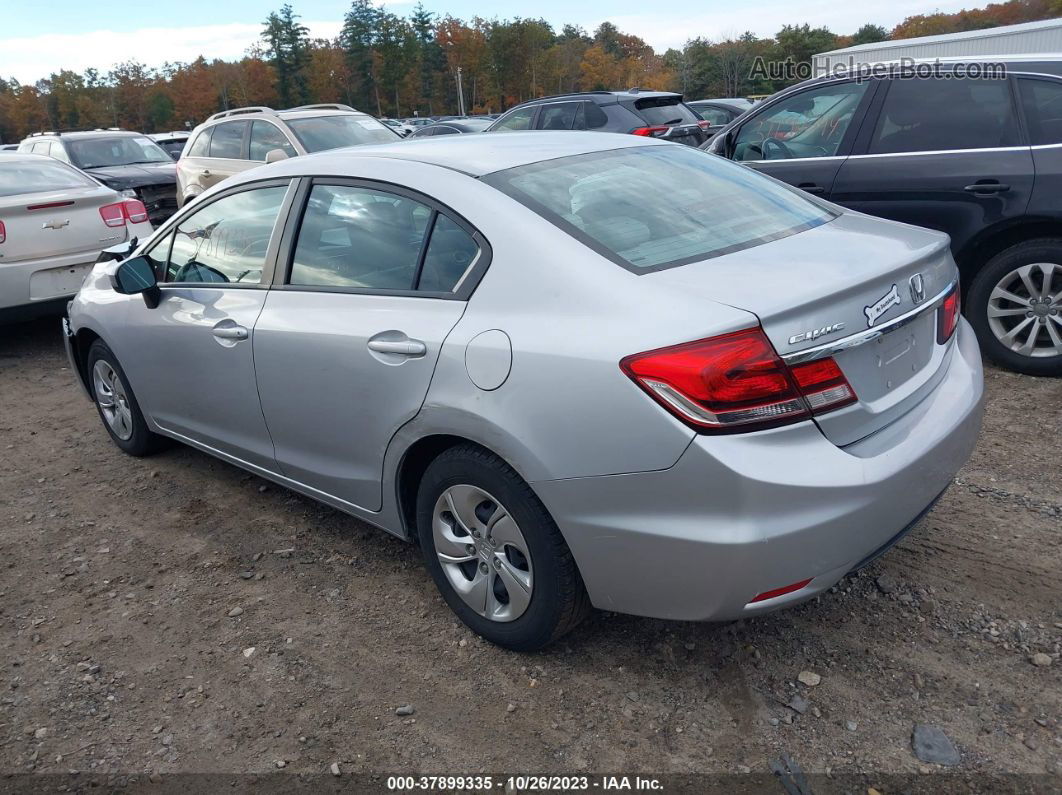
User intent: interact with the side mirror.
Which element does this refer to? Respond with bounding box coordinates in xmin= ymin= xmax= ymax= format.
xmin=110 ymin=256 xmax=161 ymax=309
xmin=265 ymin=148 xmax=289 ymax=164
xmin=95 ymin=237 xmax=139 ymax=264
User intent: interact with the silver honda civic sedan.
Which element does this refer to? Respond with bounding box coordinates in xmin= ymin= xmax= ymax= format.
xmin=63 ymin=132 xmax=984 ymax=650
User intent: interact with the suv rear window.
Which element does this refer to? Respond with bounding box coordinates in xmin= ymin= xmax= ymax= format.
xmin=285 ymin=115 xmax=397 ymax=152
xmin=484 ymin=145 xmax=834 ymax=273
xmin=634 ymin=97 xmax=700 ymax=126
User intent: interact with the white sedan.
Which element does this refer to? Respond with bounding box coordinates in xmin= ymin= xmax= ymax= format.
xmin=0 ymin=153 xmax=153 ymax=322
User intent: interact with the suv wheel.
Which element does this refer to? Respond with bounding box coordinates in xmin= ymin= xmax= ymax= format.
xmin=416 ymin=444 xmax=590 ymax=651
xmin=968 ymin=239 xmax=1062 ymax=376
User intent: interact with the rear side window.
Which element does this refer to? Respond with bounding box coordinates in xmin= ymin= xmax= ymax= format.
xmin=249 ymin=121 xmax=296 ymax=161
xmin=187 ymin=129 xmax=211 ymax=157
xmin=289 ymin=184 xmax=478 ymax=293
xmin=0 ymin=158 xmax=96 ymax=197
xmin=209 ymin=121 xmax=247 ymax=159
xmin=1019 ymin=77 xmax=1062 ymax=145
xmin=870 ymin=77 xmax=1018 ymax=154
xmin=539 ymin=103 xmax=580 ymax=130
xmin=634 ymin=97 xmax=699 ymax=125
xmin=484 ymin=145 xmax=835 ymax=273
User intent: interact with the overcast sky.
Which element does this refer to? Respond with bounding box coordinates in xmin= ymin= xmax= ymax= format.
xmin=2 ymin=0 xmax=976 ymax=84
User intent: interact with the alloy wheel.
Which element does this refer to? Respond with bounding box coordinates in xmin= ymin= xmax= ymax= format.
xmin=432 ymin=484 xmax=533 ymax=622
xmin=987 ymin=262 xmax=1062 ymax=358
xmin=92 ymin=359 xmax=134 ymax=441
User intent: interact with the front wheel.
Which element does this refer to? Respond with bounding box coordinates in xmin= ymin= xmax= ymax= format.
xmin=416 ymin=444 xmax=590 ymax=651
xmin=967 ymin=239 xmax=1062 ymax=376
xmin=86 ymin=339 xmax=166 ymax=456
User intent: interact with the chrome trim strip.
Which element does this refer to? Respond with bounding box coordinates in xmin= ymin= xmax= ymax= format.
xmin=782 ymin=280 xmax=956 ymax=365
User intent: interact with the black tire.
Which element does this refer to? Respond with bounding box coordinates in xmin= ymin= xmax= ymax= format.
xmin=85 ymin=339 xmax=166 ymax=456
xmin=416 ymin=444 xmax=591 ymax=651
xmin=967 ymin=238 xmax=1062 ymax=376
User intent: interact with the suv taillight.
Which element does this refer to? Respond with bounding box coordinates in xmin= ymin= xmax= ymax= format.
xmin=631 ymin=125 xmax=669 ymax=137
xmin=620 ymin=328 xmax=856 ymax=433
xmin=0 ymin=220 xmax=5 ymax=244
xmin=937 ymin=285 xmax=961 ymax=344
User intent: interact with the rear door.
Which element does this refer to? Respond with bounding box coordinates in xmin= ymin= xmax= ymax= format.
xmin=728 ymin=79 xmax=878 ymax=198
xmin=253 ymin=180 xmax=488 ymax=511
xmin=202 ymin=120 xmax=249 ymax=189
xmin=831 ymin=74 xmax=1033 ymax=256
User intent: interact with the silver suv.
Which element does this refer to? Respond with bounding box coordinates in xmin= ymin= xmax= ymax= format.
xmin=176 ymin=104 xmax=399 ymax=206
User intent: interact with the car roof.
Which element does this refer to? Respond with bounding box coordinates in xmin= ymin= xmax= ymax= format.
xmin=508 ymin=89 xmax=681 ymax=110
xmin=248 ymin=131 xmax=663 ymax=179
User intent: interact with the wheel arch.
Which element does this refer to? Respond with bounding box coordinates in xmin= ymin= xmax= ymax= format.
xmin=70 ymin=326 xmax=103 ymax=396
xmin=955 ymin=217 xmax=1062 ymax=294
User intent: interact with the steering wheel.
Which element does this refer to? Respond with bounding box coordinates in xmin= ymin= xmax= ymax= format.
xmin=761 ymin=137 xmax=795 ymax=160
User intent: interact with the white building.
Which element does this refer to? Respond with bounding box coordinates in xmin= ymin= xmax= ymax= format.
xmin=814 ymin=17 xmax=1062 ymax=72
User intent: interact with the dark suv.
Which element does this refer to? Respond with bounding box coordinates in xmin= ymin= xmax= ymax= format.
xmin=706 ymin=58 xmax=1062 ymax=376
xmin=487 ymin=89 xmax=710 ymax=147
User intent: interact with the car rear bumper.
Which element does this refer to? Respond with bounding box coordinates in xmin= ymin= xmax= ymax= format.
xmin=0 ymin=250 xmax=102 ymax=313
xmin=532 ymin=319 xmax=984 ymax=622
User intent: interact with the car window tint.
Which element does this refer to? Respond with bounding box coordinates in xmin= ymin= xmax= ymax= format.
xmin=582 ymin=102 xmax=609 ymax=129
xmin=635 ymin=97 xmax=699 ymax=125
xmin=418 ymin=214 xmax=480 ymax=292
xmin=539 ymin=103 xmax=579 ymax=130
xmin=493 ymin=107 xmax=534 ymax=131
xmin=249 ymin=121 xmax=296 ymax=161
xmin=165 ymin=186 xmax=286 ymax=284
xmin=697 ymin=106 xmax=731 ymax=125
xmin=870 ymin=77 xmax=1018 ymax=154
xmin=284 ymin=115 xmax=397 ymax=152
xmin=289 ymin=185 xmax=431 ymax=290
xmin=735 ymin=81 xmax=867 ymax=161
xmin=187 ymin=129 xmax=211 ymax=157
xmin=433 ymin=126 xmax=459 ymax=136
xmin=208 ymin=122 xmax=246 ymax=159
xmin=486 ymin=145 xmax=834 ymax=273
xmin=1019 ymin=77 xmax=1062 ymax=145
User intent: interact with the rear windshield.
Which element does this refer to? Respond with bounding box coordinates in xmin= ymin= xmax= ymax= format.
xmin=0 ymin=158 xmax=96 ymax=197
xmin=285 ymin=115 xmax=398 ymax=152
xmin=66 ymin=136 xmax=172 ymax=169
xmin=483 ymin=145 xmax=835 ymax=273
xmin=634 ymin=97 xmax=701 ymax=126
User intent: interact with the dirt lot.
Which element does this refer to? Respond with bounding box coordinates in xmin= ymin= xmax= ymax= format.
xmin=0 ymin=317 xmax=1059 ymax=787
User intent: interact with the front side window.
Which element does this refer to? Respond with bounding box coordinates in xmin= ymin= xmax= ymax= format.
xmin=0 ymin=158 xmax=96 ymax=197
xmin=1019 ymin=77 xmax=1062 ymax=146
xmin=164 ymin=186 xmax=287 ymax=285
xmin=493 ymin=107 xmax=534 ymax=131
xmin=66 ymin=135 xmax=172 ymax=168
xmin=289 ymin=184 xmax=478 ymax=293
xmin=249 ymin=121 xmax=297 ymax=161
xmin=734 ymin=81 xmax=868 ymax=161
xmin=208 ymin=122 xmax=247 ymax=159
xmin=869 ymin=77 xmax=1018 ymax=154
xmin=284 ymin=115 xmax=397 ymax=153
xmin=485 ymin=145 xmax=834 ymax=273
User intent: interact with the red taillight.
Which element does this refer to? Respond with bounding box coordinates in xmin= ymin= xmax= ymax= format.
xmin=620 ymin=327 xmax=857 ymax=433
xmin=697 ymin=120 xmax=711 ymax=130
xmin=937 ymin=286 xmax=961 ymax=344
xmin=631 ymin=125 xmax=669 ymax=137
xmin=99 ymin=203 xmax=126 ymax=228
xmin=123 ymin=199 xmax=149 ymax=224
xmin=0 ymin=220 xmax=5 ymax=244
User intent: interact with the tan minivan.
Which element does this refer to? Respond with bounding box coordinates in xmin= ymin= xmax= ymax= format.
xmin=176 ymin=104 xmax=400 ymax=206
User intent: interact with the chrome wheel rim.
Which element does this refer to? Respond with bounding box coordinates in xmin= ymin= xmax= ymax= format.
xmin=433 ymin=485 xmax=533 ymax=623
xmin=987 ymin=262 xmax=1062 ymax=358
xmin=92 ymin=360 xmax=134 ymax=441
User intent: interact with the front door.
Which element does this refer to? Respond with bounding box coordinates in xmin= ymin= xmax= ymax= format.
xmin=118 ymin=181 xmax=292 ymax=468
xmin=253 ymin=181 xmax=485 ymax=511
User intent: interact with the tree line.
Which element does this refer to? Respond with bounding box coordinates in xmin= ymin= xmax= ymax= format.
xmin=1 ymin=0 xmax=1060 ymax=143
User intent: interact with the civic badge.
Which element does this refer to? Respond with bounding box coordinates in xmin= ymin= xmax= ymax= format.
xmin=864 ymin=284 xmax=901 ymax=327
xmin=909 ymin=273 xmax=927 ymax=304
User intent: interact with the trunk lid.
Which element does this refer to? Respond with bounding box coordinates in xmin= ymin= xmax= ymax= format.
xmin=647 ymin=212 xmax=957 ymax=446
xmin=0 ymin=185 xmax=130 ymax=263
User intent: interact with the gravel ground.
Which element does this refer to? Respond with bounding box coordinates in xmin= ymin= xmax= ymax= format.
xmin=0 ymin=317 xmax=1059 ymax=787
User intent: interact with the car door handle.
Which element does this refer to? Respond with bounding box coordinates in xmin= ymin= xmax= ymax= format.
xmin=202 ymin=169 xmax=212 ymax=177
xmin=212 ymin=324 xmax=248 ymax=341
xmin=797 ymin=183 xmax=826 ymax=194
xmin=964 ymin=182 xmax=1010 ymax=194
xmin=367 ymin=339 xmax=426 ymax=356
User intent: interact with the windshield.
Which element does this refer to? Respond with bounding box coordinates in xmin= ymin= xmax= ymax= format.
xmin=285 ymin=115 xmax=398 ymax=152
xmin=66 ymin=136 xmax=172 ymax=169
xmin=0 ymin=158 xmax=96 ymax=197
xmin=484 ymin=145 xmax=835 ymax=273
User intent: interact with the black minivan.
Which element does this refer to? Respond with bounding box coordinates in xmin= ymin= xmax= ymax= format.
xmin=706 ymin=58 xmax=1062 ymax=376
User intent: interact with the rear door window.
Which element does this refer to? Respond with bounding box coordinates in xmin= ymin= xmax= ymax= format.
xmin=538 ymin=103 xmax=580 ymax=130
xmin=1019 ymin=77 xmax=1062 ymax=145
xmin=869 ymin=77 xmax=1018 ymax=154
xmin=208 ymin=121 xmax=247 ymax=159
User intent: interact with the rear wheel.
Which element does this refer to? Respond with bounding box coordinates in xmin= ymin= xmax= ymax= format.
xmin=86 ymin=340 xmax=165 ymax=456
xmin=416 ymin=444 xmax=590 ymax=651
xmin=968 ymin=239 xmax=1062 ymax=376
